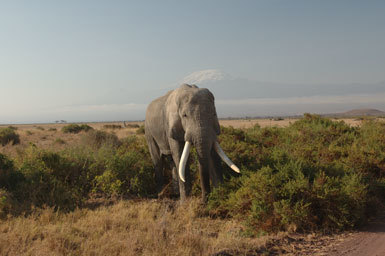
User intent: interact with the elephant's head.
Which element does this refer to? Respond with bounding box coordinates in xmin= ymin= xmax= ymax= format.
xmin=166 ymin=84 xmax=239 ymax=196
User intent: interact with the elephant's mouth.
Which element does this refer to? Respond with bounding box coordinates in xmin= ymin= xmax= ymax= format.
xmin=178 ymin=141 xmax=240 ymax=182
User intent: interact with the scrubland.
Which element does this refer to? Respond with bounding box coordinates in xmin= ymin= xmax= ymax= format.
xmin=0 ymin=116 xmax=384 ymax=255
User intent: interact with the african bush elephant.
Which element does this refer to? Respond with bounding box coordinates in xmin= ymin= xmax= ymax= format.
xmin=145 ymin=84 xmax=240 ymax=202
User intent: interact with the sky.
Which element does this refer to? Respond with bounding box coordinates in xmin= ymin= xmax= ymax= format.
xmin=1 ymin=1 xmax=385 ymax=123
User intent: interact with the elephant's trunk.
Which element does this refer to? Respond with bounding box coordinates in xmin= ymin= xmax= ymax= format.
xmin=178 ymin=126 xmax=240 ymax=186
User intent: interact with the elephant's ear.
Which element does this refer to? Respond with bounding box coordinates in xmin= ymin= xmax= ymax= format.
xmin=168 ymin=113 xmax=185 ymax=141
xmin=166 ymin=89 xmax=186 ymax=141
xmin=206 ymin=89 xmax=220 ymax=135
xmin=214 ymin=109 xmax=220 ymax=135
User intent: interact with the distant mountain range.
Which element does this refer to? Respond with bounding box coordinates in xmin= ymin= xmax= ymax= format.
xmin=113 ymin=69 xmax=385 ymax=120
xmin=335 ymin=108 xmax=385 ymax=117
xmin=180 ymin=69 xmax=385 ymax=100
xmin=175 ymin=69 xmax=385 ymax=118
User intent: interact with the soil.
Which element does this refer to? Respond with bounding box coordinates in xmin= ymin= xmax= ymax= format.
xmin=269 ymin=211 xmax=385 ymax=256
xmin=231 ymin=211 xmax=385 ymax=255
xmin=323 ymin=211 xmax=385 ymax=256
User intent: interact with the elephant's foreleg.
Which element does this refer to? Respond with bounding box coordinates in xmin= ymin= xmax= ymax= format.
xmin=169 ymin=140 xmax=191 ymax=201
xmin=179 ymin=159 xmax=191 ymax=199
xmin=210 ymin=149 xmax=223 ymax=187
xmin=198 ymin=159 xmax=211 ymax=203
xmin=171 ymin=166 xmax=179 ymax=196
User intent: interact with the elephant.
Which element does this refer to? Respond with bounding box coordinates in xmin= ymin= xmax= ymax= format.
xmin=145 ymin=84 xmax=240 ymax=202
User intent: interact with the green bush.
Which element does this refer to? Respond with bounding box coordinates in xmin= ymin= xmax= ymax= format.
xmin=91 ymin=136 xmax=155 ymax=197
xmin=81 ymin=130 xmax=121 ymax=149
xmin=0 ymin=188 xmax=17 ymax=218
xmin=209 ymin=165 xmax=367 ymax=233
xmin=15 ymin=147 xmax=89 ymax=210
xmin=125 ymin=123 xmax=140 ymax=128
xmin=0 ymin=154 xmax=23 ymax=217
xmin=0 ymin=127 xmax=20 ymax=146
xmin=0 ymin=135 xmax=156 ymax=211
xmin=136 ymin=125 xmax=145 ymax=135
xmin=0 ymin=154 xmax=23 ymax=189
xmin=208 ymin=115 xmax=385 ymax=233
xmin=54 ymin=138 xmax=66 ymax=145
xmin=62 ymin=124 xmax=93 ymax=134
xmin=103 ymin=124 xmax=122 ymax=129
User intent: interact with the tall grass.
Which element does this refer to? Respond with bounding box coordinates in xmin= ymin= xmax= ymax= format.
xmin=0 ymin=199 xmax=273 ymax=256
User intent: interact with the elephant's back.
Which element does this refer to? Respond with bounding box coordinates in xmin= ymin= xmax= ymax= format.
xmin=145 ymin=92 xmax=171 ymax=153
xmin=145 ymin=92 xmax=169 ymax=121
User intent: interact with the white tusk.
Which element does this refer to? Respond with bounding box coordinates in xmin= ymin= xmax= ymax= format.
xmin=214 ymin=141 xmax=240 ymax=173
xmin=178 ymin=141 xmax=191 ymax=182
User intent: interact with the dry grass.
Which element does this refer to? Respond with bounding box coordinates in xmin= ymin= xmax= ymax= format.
xmin=218 ymin=117 xmax=376 ymax=129
xmin=0 ymin=198 xmax=274 ymax=256
xmin=0 ymin=118 xmax=372 ymax=157
xmin=0 ymin=122 xmax=143 ymax=157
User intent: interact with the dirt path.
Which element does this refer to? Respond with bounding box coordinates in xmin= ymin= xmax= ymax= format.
xmin=323 ymin=212 xmax=385 ymax=256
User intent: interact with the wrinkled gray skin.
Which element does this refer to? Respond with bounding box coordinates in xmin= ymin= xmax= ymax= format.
xmin=145 ymin=84 xmax=223 ymax=202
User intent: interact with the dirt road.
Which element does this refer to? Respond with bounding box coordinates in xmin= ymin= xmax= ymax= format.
xmin=323 ymin=212 xmax=385 ymax=256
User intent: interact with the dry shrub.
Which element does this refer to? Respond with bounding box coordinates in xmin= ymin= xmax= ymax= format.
xmin=81 ymin=130 xmax=121 ymax=149
xmin=136 ymin=125 xmax=145 ymax=135
xmin=62 ymin=124 xmax=93 ymax=134
xmin=125 ymin=123 xmax=140 ymax=128
xmin=0 ymin=127 xmax=20 ymax=146
xmin=54 ymin=138 xmax=66 ymax=145
xmin=103 ymin=124 xmax=122 ymax=129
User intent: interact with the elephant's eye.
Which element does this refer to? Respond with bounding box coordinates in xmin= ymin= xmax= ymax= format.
xmin=183 ymin=113 xmax=187 ymax=117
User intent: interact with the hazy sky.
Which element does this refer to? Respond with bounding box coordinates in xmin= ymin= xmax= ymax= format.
xmin=1 ymin=1 xmax=385 ymax=123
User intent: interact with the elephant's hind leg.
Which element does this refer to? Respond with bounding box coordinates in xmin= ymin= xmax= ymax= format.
xmin=147 ymin=137 xmax=164 ymax=195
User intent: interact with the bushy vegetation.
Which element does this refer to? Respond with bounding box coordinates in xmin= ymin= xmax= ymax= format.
xmin=0 ymin=127 xmax=20 ymax=145
xmin=124 ymin=123 xmax=140 ymax=128
xmin=103 ymin=124 xmax=122 ymax=129
xmin=208 ymin=114 xmax=385 ymax=233
xmin=0 ymin=135 xmax=155 ymax=214
xmin=81 ymin=130 xmax=121 ymax=148
xmin=62 ymin=124 xmax=93 ymax=134
xmin=136 ymin=125 xmax=145 ymax=134
xmin=1 ymin=115 xmax=385 ymax=235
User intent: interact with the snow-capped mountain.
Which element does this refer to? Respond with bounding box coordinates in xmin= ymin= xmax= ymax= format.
xmin=180 ymin=69 xmax=232 ymax=85
xmin=180 ymin=70 xmax=385 ymax=100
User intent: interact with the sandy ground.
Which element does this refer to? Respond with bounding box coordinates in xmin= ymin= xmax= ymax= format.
xmin=322 ymin=212 xmax=385 ymax=256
